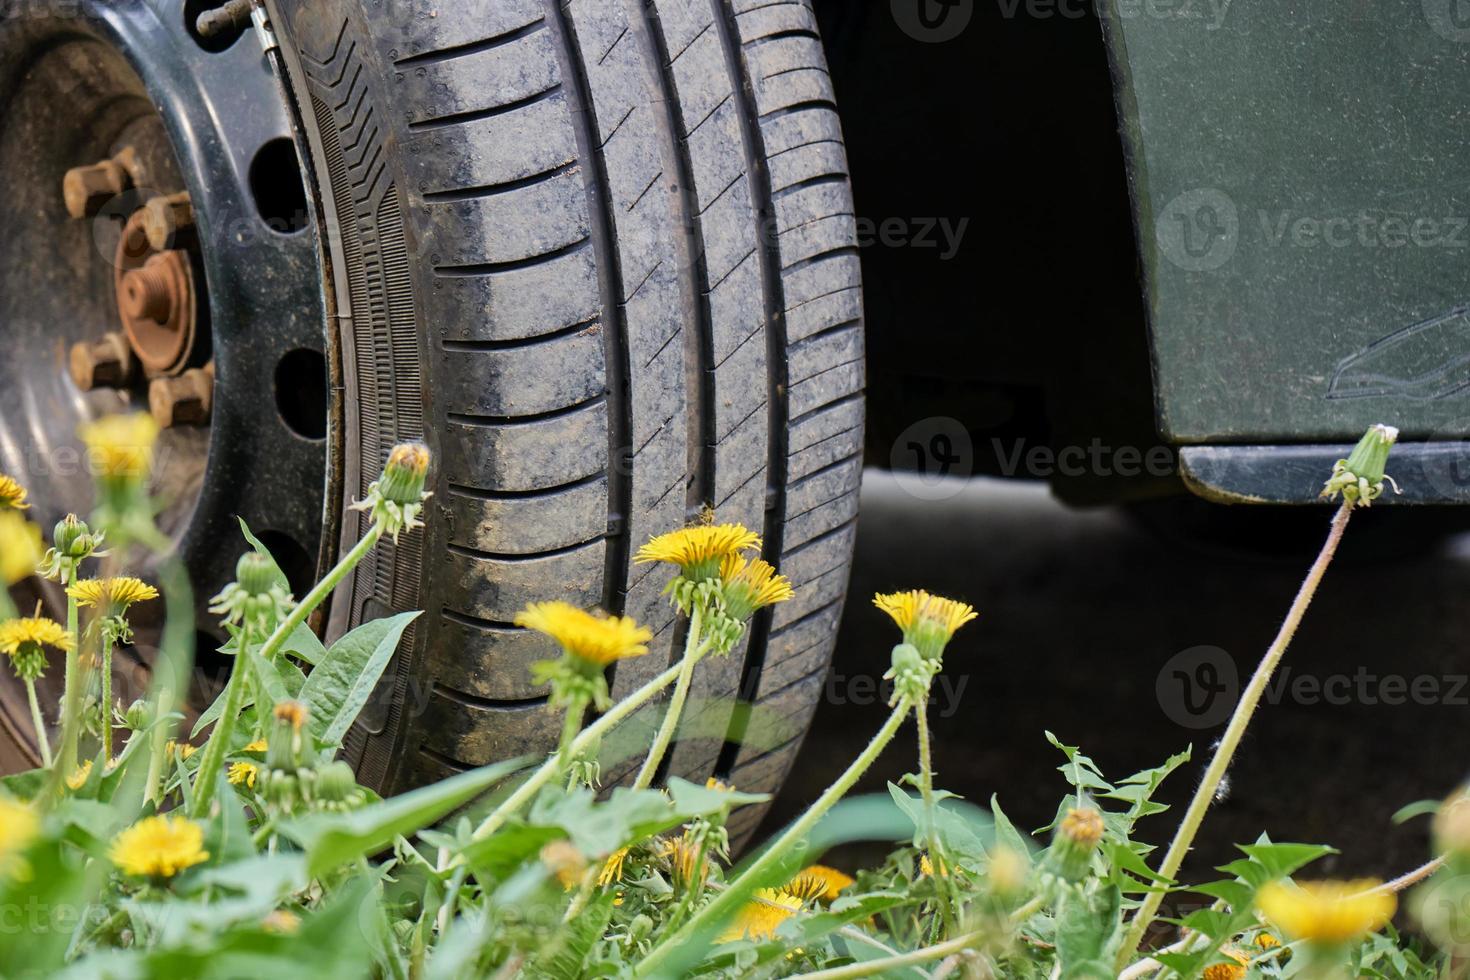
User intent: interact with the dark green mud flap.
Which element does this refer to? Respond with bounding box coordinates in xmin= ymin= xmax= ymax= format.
xmin=1180 ymin=444 xmax=1470 ymax=504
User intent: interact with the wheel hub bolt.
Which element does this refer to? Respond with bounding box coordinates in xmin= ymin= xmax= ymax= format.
xmin=121 ymin=257 xmax=178 ymax=325
xmin=62 ymin=155 xmax=133 ymax=220
xmin=69 ymin=332 xmax=137 ymax=391
xmin=142 ymin=192 xmax=194 ymax=252
xmin=149 ymin=363 xmax=215 ymax=429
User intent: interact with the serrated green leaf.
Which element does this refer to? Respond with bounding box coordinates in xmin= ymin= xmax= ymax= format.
xmin=299 ymin=611 xmax=420 ymax=747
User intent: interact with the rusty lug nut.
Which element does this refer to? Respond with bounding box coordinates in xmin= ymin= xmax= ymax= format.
xmin=142 ymin=192 xmax=194 ymax=252
xmin=121 ymin=256 xmax=179 ymax=325
xmin=149 ymin=365 xmax=214 ymax=429
xmin=62 ymin=159 xmax=131 ymax=220
xmin=69 ymin=332 xmax=137 ymax=391
xmin=197 ymin=0 xmax=253 ymax=38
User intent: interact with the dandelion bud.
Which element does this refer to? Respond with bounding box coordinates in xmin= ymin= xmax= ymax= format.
xmin=1322 ymin=423 xmax=1400 ymax=507
xmin=1435 ymin=788 xmax=1470 ymax=866
xmin=1048 ymin=806 xmax=1104 ymax=882
xmin=381 ymin=443 xmax=430 ymax=506
xmin=267 ymin=700 xmax=313 ymax=771
xmin=124 ymin=698 xmax=152 ymax=731
xmin=884 ymin=642 xmax=931 ymax=704
xmin=630 ymin=914 xmax=654 ymax=943
xmin=236 ymin=552 xmax=276 ymax=598
xmin=316 ymin=760 xmax=358 ymax=802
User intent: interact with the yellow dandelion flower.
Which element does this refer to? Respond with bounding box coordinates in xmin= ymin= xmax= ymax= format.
xmin=262 ymin=910 xmax=300 ymax=934
xmin=273 ymin=700 xmax=309 ymax=731
xmin=706 ymin=776 xmax=734 ymax=793
xmin=598 ymin=847 xmax=630 ymax=887
xmin=514 ymin=601 xmax=652 ymax=666
xmin=1256 ymin=879 xmax=1395 ymax=945
xmin=719 ymin=553 xmax=795 ymax=621
xmin=1255 ymin=932 xmax=1281 ymax=951
xmin=109 ymin=814 xmax=209 ymax=878
xmin=634 ymin=523 xmax=762 ymax=580
xmin=919 ymin=853 xmax=949 ymax=878
xmin=243 ymin=739 xmax=268 ymax=753
xmin=1202 ymin=949 xmax=1250 ymax=980
xmin=717 ymin=888 xmax=803 ymax=943
xmin=0 ymin=797 xmax=39 ymax=881
xmin=166 ymin=740 xmax=197 ymax=762
xmin=79 ymin=412 xmax=158 ymax=481
xmin=662 ymin=835 xmax=709 ymax=892
xmin=873 ymin=590 xmax=977 ymax=660
xmin=0 ymin=474 xmax=29 ymax=511
xmin=541 ymin=840 xmax=589 ymax=890
xmin=228 ymin=761 xmax=258 ymax=789
xmin=0 ymin=617 xmax=73 ymax=657
xmin=786 ymin=865 xmax=855 ymax=903
xmin=66 ymin=760 xmax=93 ymax=790
xmin=0 ymin=511 xmax=42 ymax=586
xmin=67 ymin=577 xmax=159 ymax=612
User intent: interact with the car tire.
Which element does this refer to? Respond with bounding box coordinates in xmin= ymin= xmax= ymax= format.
xmin=267 ymin=0 xmax=865 ymax=843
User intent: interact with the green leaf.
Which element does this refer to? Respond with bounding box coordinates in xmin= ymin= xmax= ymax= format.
xmin=276 ymin=756 xmax=525 ymax=878
xmin=299 ymin=611 xmax=421 ymax=748
xmin=530 ymin=888 xmax=617 ymax=980
xmin=1056 ymin=883 xmax=1122 ymax=978
xmin=238 ymin=517 xmax=292 ymax=592
xmin=247 ymin=642 xmax=293 ymax=709
xmin=1237 ymin=841 xmax=1336 ymax=880
xmin=990 ymin=795 xmax=1037 ymax=867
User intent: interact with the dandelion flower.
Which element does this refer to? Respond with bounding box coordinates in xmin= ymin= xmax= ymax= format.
xmin=273 ymin=700 xmax=309 ymax=731
xmin=598 ymin=847 xmax=630 ymax=887
xmin=0 ymin=512 xmax=43 ymax=586
xmin=706 ymin=776 xmax=734 ymax=793
xmin=719 ymin=554 xmax=794 ymax=621
xmin=243 ymin=739 xmax=268 ymax=753
xmin=66 ymin=760 xmax=92 ymax=790
xmin=67 ymin=577 xmax=159 ymax=613
xmin=786 ymin=865 xmax=854 ymax=903
xmin=919 ymin=853 xmax=949 ymax=878
xmin=541 ymin=840 xmax=588 ymax=890
xmin=873 ymin=590 xmax=977 ymax=661
xmin=717 ymin=888 xmax=803 ymax=943
xmin=514 ymin=601 xmax=652 ymax=666
xmin=262 ymin=910 xmax=300 ymax=934
xmin=0 ymin=797 xmax=38 ymax=881
xmin=635 ymin=524 xmax=761 ymax=581
xmin=0 ymin=474 xmax=29 ymax=511
xmin=79 ymin=413 xmax=158 ymax=482
xmin=228 ymin=761 xmax=258 ymax=789
xmin=1256 ymin=879 xmax=1395 ymax=945
xmin=0 ymin=617 xmax=72 ymax=681
xmin=109 ymin=814 xmax=209 ymax=878
xmin=166 ymin=740 xmax=197 ymax=762
xmin=662 ymin=834 xmax=709 ymax=892
xmin=1202 ymin=949 xmax=1250 ymax=980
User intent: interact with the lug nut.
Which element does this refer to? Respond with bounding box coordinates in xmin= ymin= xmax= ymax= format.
xmin=62 ymin=159 xmax=131 ymax=220
xmin=69 ymin=333 xmax=138 ymax=391
xmin=149 ymin=364 xmax=214 ymax=429
xmin=141 ymin=192 xmax=194 ymax=252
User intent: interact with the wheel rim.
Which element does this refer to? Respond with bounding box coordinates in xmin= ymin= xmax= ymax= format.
xmin=0 ymin=1 xmax=335 ymax=765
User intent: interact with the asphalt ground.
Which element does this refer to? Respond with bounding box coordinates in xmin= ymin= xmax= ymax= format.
xmin=762 ymin=471 xmax=1469 ymax=891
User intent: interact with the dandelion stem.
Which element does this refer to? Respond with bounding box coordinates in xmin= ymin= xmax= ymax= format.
xmin=555 ymin=693 xmax=587 ymax=775
xmin=100 ymin=633 xmax=114 ymax=761
xmin=633 ymin=697 xmax=913 ymax=978
xmin=25 ymin=678 xmax=51 ymax=767
xmin=633 ymin=604 xmax=707 ymax=790
xmin=56 ymin=589 xmax=82 ymax=776
xmin=791 ymin=927 xmax=981 ymax=979
xmin=1116 ymin=500 xmax=1354 ymax=972
xmin=1361 ymin=857 xmax=1446 ymax=896
xmin=466 ymin=659 xmax=687 ymax=844
xmin=256 ymin=523 xmax=384 ymax=667
xmin=189 ymin=622 xmax=252 ymax=818
xmin=915 ymin=694 xmax=963 ymax=935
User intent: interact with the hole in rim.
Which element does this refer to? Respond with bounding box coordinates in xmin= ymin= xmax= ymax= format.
xmin=254 ymin=530 xmax=316 ymax=599
xmin=249 ymin=138 xmax=309 ymax=234
xmin=183 ymin=0 xmax=248 ymax=53
xmin=274 ymin=347 xmax=328 ymax=440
